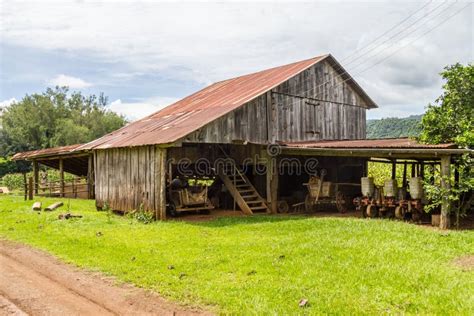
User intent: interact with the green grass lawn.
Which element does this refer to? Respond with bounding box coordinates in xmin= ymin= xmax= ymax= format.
xmin=0 ymin=195 xmax=473 ymax=315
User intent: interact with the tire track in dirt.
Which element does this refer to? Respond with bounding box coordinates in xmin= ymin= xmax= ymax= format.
xmin=0 ymin=240 xmax=210 ymax=316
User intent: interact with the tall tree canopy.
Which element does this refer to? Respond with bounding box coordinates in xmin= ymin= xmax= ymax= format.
xmin=419 ymin=63 xmax=473 ymax=148
xmin=419 ymin=63 xmax=473 ymax=226
xmin=0 ymin=87 xmax=127 ymax=156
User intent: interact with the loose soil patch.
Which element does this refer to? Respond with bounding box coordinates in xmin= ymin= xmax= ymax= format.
xmin=0 ymin=240 xmax=210 ymax=316
xmin=453 ymin=255 xmax=474 ymax=271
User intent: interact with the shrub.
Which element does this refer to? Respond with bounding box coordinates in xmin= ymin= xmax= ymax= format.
xmin=0 ymin=173 xmax=28 ymax=190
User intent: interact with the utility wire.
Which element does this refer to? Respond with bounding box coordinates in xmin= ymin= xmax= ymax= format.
xmin=312 ymin=1 xmax=457 ymax=98
xmin=343 ymin=0 xmax=450 ymax=67
xmin=342 ymin=0 xmax=435 ymax=63
xmin=269 ymin=1 xmax=456 ymax=104
xmin=278 ymin=1 xmax=460 ymax=104
xmin=274 ymin=2 xmax=470 ymax=110
xmin=348 ymin=0 xmax=458 ymax=73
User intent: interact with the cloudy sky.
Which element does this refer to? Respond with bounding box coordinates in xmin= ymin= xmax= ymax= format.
xmin=0 ymin=0 xmax=472 ymax=120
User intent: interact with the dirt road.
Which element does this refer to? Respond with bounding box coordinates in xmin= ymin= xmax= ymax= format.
xmin=0 ymin=240 xmax=209 ymax=316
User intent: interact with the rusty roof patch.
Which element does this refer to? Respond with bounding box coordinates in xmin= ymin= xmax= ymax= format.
xmin=77 ymin=54 xmax=377 ymax=150
xmin=281 ymin=138 xmax=458 ymax=149
xmin=12 ymin=144 xmax=86 ymax=160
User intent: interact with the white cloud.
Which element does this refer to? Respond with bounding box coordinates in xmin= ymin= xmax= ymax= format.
xmin=48 ymin=74 xmax=92 ymax=89
xmin=1 ymin=1 xmax=472 ymax=118
xmin=0 ymin=98 xmax=17 ymax=108
xmin=108 ymin=97 xmax=178 ymax=120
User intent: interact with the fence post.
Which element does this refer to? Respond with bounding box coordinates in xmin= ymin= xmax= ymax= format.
xmin=59 ymin=158 xmax=64 ymax=197
xmin=28 ymin=177 xmax=33 ymax=200
xmin=23 ymin=173 xmax=27 ymax=201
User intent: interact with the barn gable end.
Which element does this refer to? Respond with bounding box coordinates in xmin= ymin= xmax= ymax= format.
xmin=181 ymin=58 xmax=371 ymax=144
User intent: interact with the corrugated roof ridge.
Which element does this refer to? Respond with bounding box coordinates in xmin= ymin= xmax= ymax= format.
xmin=212 ymin=54 xmax=329 ymax=85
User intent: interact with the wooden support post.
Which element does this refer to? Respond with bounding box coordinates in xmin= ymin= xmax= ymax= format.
xmin=266 ymin=153 xmax=279 ymax=214
xmin=33 ymin=160 xmax=39 ymax=195
xmin=87 ymin=154 xmax=93 ymax=199
xmin=363 ymin=158 xmax=368 ymax=177
xmin=402 ymin=162 xmax=407 ymax=187
xmin=28 ymin=177 xmax=33 ymax=200
xmin=59 ymin=158 xmax=64 ymax=197
xmin=73 ymin=178 xmax=77 ymax=198
xmin=411 ymin=163 xmax=416 ymax=177
xmin=440 ymin=155 xmax=451 ymax=229
xmin=420 ymin=161 xmax=425 ymax=179
xmin=157 ymin=148 xmax=167 ymax=220
xmin=23 ymin=173 xmax=27 ymax=201
xmin=391 ymin=161 xmax=396 ymax=179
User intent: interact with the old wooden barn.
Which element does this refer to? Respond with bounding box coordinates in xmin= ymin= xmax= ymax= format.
xmin=13 ymin=54 xmax=469 ymax=228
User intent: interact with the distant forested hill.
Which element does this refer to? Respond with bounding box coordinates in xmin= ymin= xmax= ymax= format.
xmin=366 ymin=115 xmax=422 ymax=139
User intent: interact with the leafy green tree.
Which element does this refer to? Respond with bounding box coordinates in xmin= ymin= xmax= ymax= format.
xmin=0 ymin=87 xmax=127 ymax=156
xmin=419 ymin=63 xmax=473 ymax=148
xmin=419 ymin=63 xmax=474 ymax=227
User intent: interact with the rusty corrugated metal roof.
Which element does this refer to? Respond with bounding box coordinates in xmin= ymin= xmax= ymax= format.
xmin=282 ymin=138 xmax=458 ymax=149
xmin=77 ymin=54 xmax=377 ymax=150
xmin=12 ymin=144 xmax=85 ymax=160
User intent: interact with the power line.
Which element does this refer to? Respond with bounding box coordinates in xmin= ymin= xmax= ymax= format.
xmin=286 ymin=1 xmax=459 ymax=102
xmin=274 ymin=2 xmax=471 ymax=110
xmin=343 ymin=0 xmax=450 ymax=67
xmin=319 ymin=1 xmax=471 ymax=98
xmin=268 ymin=1 xmax=457 ymax=106
xmin=348 ymin=0 xmax=458 ymax=73
xmin=342 ymin=0 xmax=436 ymax=63
xmin=351 ymin=2 xmax=471 ymax=80
xmin=312 ymin=1 xmax=457 ymax=98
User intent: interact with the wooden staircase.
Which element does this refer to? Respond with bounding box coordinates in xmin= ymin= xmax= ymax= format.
xmin=218 ymin=163 xmax=268 ymax=215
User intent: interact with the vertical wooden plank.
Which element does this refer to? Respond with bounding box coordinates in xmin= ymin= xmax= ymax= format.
xmin=158 ymin=148 xmax=167 ymax=220
xmin=23 ymin=173 xmax=27 ymax=201
xmin=131 ymin=148 xmax=139 ymax=210
xmin=59 ymin=158 xmax=64 ymax=197
xmin=28 ymin=177 xmax=33 ymax=200
xmin=95 ymin=151 xmax=100 ymax=206
xmin=127 ymin=148 xmax=132 ymax=210
xmin=33 ymin=160 xmax=39 ymax=195
xmin=87 ymin=154 xmax=93 ymax=199
xmin=149 ymin=146 xmax=155 ymax=211
xmin=265 ymin=150 xmax=279 ymax=214
xmin=402 ymin=162 xmax=407 ymax=187
xmin=440 ymin=155 xmax=451 ymax=229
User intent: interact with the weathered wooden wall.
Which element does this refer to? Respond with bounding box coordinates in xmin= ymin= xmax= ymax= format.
xmin=94 ymin=146 xmax=167 ymax=218
xmin=181 ymin=59 xmax=368 ymax=144
xmin=181 ymin=95 xmax=268 ymax=144
xmin=272 ymin=60 xmax=368 ymax=142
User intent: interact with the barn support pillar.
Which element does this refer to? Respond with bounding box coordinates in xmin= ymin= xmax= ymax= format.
xmin=32 ymin=160 xmax=39 ymax=195
xmin=156 ymin=148 xmax=167 ymax=221
xmin=87 ymin=153 xmax=94 ymax=199
xmin=402 ymin=162 xmax=407 ymax=187
xmin=266 ymin=153 xmax=279 ymax=214
xmin=391 ymin=160 xmax=396 ymax=179
xmin=440 ymin=155 xmax=451 ymax=229
xmin=59 ymin=158 xmax=64 ymax=197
